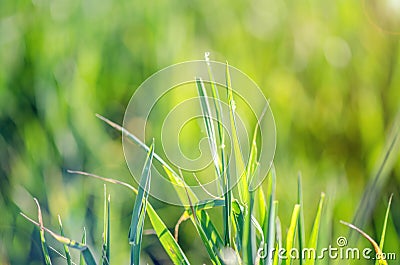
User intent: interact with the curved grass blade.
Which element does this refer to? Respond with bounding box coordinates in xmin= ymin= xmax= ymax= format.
xmin=68 ymin=170 xmax=190 ymax=265
xmin=129 ymin=141 xmax=154 ymax=265
xmin=286 ymin=204 xmax=300 ymax=265
xmin=340 ymin=220 xmax=388 ymax=265
xmin=58 ymin=215 xmax=72 ymax=265
xmin=375 ymin=194 xmax=393 ymax=265
xmin=21 ymin=212 xmax=97 ymax=265
xmin=33 ymin=198 xmax=52 ymax=265
xmin=162 ymin=165 xmax=197 ymax=206
xmin=97 ymin=114 xmax=200 ymax=217
xmin=102 ymin=185 xmax=110 ymax=265
xmin=304 ymin=192 xmax=325 ymax=265
xmin=96 ymin=114 xmax=192 ymax=197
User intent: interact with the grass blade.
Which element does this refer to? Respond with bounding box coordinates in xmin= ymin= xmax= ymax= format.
xmin=232 ymin=200 xmax=244 ymax=253
xmin=352 ymin=111 xmax=400 ymax=238
xmin=211 ymin=59 xmax=232 ymax=249
xmin=305 ymin=192 xmax=325 ymax=265
xmin=242 ymin=192 xmax=255 ymax=265
xmin=146 ymin=204 xmax=191 ymax=264
xmin=68 ymin=170 xmax=190 ymax=265
xmin=162 ymin=166 xmax=197 ymax=206
xmin=375 ymin=194 xmax=393 ymax=265
xmin=96 ymin=114 xmax=192 ymax=196
xmin=225 ymin=62 xmax=248 ymax=205
xmin=21 ymin=211 xmax=97 ymax=265
xmin=192 ymin=210 xmax=224 ymax=265
xmin=274 ymin=216 xmax=282 ymax=265
xmin=102 ymin=185 xmax=110 ymax=265
xmin=129 ymin=141 xmax=154 ymax=265
xmin=286 ymin=204 xmax=300 ymax=265
xmin=265 ymin=167 xmax=277 ymax=265
xmin=196 ymin=77 xmax=232 ymax=247
xmin=340 ymin=220 xmax=388 ymax=265
xmin=195 ymin=77 xmax=221 ymax=180
xmin=33 ymin=198 xmax=52 ymax=265
xmin=57 ymin=215 xmax=72 ymax=265
xmin=97 ymin=114 xmax=202 ymax=213
xmin=80 ymin=228 xmax=86 ymax=265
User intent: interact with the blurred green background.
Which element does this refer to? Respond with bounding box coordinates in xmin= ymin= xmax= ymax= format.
xmin=1 ymin=0 xmax=400 ymax=264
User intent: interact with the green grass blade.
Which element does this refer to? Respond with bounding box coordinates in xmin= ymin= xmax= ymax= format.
xmin=102 ymin=185 xmax=110 ymax=265
xmin=265 ymin=167 xmax=277 ymax=265
xmin=195 ymin=77 xmax=221 ymax=179
xmin=305 ymin=192 xmax=325 ymax=265
xmin=96 ymin=114 xmax=188 ymax=192
xmin=246 ymin=113 xmax=261 ymax=191
xmin=21 ymin=211 xmax=97 ymax=265
xmin=80 ymin=228 xmax=86 ymax=265
xmin=192 ymin=210 xmax=224 ymax=265
xmin=352 ymin=111 xmax=400 ymax=238
xmin=97 ymin=114 xmax=201 ymax=212
xmin=375 ymin=194 xmax=393 ymax=265
xmin=232 ymin=200 xmax=244 ymax=253
xmin=129 ymin=141 xmax=154 ymax=265
xmin=242 ymin=192 xmax=255 ymax=265
xmin=205 ymin=54 xmax=226 ymax=189
xmin=68 ymin=170 xmax=190 ymax=265
xmin=225 ymin=62 xmax=248 ymax=204
xmin=272 ymin=242 xmax=279 ymax=265
xmin=255 ymin=188 xmax=266 ymax=233
xmin=297 ymin=173 xmax=305 ymax=265
xmin=206 ymin=57 xmax=232 ymax=247
xmin=146 ymin=204 xmax=191 ymax=264
xmin=33 ymin=198 xmax=52 ymax=265
xmin=162 ymin=165 xmax=197 ymax=206
xmin=196 ymin=77 xmax=231 ymax=247
xmin=274 ymin=216 xmax=282 ymax=265
xmin=57 ymin=215 xmax=72 ymax=265
xmin=223 ymin=171 xmax=232 ymax=248
xmin=286 ymin=204 xmax=300 ymax=265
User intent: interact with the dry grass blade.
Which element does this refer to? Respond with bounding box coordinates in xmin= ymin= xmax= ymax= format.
xmin=33 ymin=198 xmax=52 ymax=265
xmin=20 ymin=211 xmax=97 ymax=265
xmin=340 ymin=220 xmax=388 ymax=265
xmin=129 ymin=141 xmax=154 ymax=265
xmin=67 ymin=170 xmax=190 ymax=265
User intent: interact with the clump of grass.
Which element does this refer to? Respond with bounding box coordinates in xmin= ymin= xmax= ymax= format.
xmin=21 ymin=61 xmax=394 ymax=265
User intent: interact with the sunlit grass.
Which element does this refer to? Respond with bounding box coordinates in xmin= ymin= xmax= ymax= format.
xmin=20 ymin=62 xmax=397 ymax=265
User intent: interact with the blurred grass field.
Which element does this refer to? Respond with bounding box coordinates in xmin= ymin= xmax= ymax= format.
xmin=1 ymin=0 xmax=400 ymax=264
